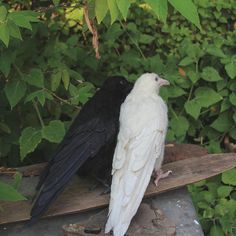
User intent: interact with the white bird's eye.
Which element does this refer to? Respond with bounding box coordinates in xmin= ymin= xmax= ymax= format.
xmin=155 ymin=77 xmax=158 ymax=82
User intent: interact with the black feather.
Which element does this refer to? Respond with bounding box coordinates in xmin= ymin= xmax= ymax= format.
xmin=30 ymin=76 xmax=132 ymax=222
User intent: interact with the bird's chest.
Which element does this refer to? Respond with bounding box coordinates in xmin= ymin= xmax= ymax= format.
xmin=121 ymin=97 xmax=167 ymax=135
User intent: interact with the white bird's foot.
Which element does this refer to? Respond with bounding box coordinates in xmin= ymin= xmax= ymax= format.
xmin=154 ymin=169 xmax=172 ymax=186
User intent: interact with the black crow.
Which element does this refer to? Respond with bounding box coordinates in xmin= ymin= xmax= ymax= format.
xmin=30 ymin=76 xmax=133 ymax=222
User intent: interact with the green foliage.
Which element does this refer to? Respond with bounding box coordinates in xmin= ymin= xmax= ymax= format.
xmin=0 ymin=5 xmax=39 ymax=46
xmin=4 ymin=79 xmax=27 ymax=108
xmin=93 ymin=0 xmax=201 ymax=28
xmin=19 ymin=127 xmax=42 ymax=160
xmin=168 ymin=0 xmax=201 ymax=29
xmin=42 ymin=120 xmax=65 ymax=143
xmin=0 ymin=172 xmax=26 ymax=201
xmin=222 ymin=169 xmax=236 ymax=186
xmin=189 ymin=171 xmax=236 ymax=235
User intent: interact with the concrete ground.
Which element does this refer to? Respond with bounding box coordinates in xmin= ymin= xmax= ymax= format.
xmin=0 ymin=186 xmax=203 ymax=236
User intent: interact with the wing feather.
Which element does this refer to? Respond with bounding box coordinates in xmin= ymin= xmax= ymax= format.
xmin=31 ymin=117 xmax=112 ymax=219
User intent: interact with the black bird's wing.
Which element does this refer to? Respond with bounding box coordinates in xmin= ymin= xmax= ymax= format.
xmin=31 ymin=105 xmax=116 ymax=220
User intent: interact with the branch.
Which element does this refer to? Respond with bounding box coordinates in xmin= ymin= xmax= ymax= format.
xmin=83 ymin=1 xmax=100 ymax=59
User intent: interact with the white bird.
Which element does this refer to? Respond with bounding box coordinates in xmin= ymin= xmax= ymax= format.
xmin=105 ymin=73 xmax=170 ymax=236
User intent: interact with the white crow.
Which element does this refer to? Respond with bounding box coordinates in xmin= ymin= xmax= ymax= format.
xmin=105 ymin=73 xmax=170 ymax=236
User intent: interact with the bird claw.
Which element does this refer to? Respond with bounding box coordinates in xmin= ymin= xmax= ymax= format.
xmin=154 ymin=169 xmax=172 ymax=186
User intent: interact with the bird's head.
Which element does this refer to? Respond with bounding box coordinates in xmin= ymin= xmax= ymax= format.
xmin=102 ymin=76 xmax=133 ymax=94
xmin=134 ymin=73 xmax=169 ymax=94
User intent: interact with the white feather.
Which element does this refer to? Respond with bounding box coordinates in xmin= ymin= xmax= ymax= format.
xmin=105 ymin=73 xmax=168 ymax=236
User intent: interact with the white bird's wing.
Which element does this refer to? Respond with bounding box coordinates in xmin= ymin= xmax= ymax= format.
xmin=106 ymin=106 xmax=167 ymax=236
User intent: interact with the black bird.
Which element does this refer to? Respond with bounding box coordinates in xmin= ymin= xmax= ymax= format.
xmin=30 ymin=76 xmax=133 ymax=222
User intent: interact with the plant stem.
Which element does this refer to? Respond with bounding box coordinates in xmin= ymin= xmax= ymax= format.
xmin=187 ymin=59 xmax=199 ymax=102
xmin=44 ymin=88 xmax=80 ymax=109
xmin=13 ymin=64 xmax=45 ymax=128
xmin=119 ymin=20 xmax=146 ymax=60
xmin=32 ymin=99 xmax=45 ymax=128
xmin=170 ymin=106 xmax=178 ymax=119
xmin=13 ymin=64 xmax=23 ymax=77
xmin=187 ymin=85 xmax=194 ymax=101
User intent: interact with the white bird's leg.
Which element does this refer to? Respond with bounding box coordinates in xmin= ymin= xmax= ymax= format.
xmin=154 ymin=169 xmax=172 ymax=186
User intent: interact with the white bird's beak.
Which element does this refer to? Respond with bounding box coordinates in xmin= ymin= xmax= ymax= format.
xmin=159 ymin=78 xmax=170 ymax=87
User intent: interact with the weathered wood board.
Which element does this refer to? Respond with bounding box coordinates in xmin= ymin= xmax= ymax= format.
xmin=0 ymin=153 xmax=236 ymax=225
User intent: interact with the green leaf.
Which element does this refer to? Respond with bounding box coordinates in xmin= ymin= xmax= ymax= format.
xmin=203 ymin=207 xmax=214 ymax=218
xmin=95 ymin=0 xmax=108 ymax=24
xmin=229 ymin=93 xmax=236 ymax=106
xmin=7 ymin=20 xmax=22 ymax=40
xmin=170 ymin=116 xmax=189 ymax=138
xmin=179 ymin=56 xmax=195 ymax=66
xmin=197 ymin=201 xmax=209 ymax=209
xmin=0 ymin=51 xmax=15 ymax=77
xmin=25 ymin=90 xmax=46 ymax=106
xmin=217 ymin=186 xmax=233 ymax=198
xmin=167 ymin=86 xmax=186 ymax=98
xmin=166 ymin=129 xmax=175 ymax=142
xmin=222 ymin=169 xmax=236 ymax=186
xmin=168 ymin=0 xmax=201 ymax=29
xmin=211 ymin=111 xmax=233 ymax=132
xmin=78 ymin=83 xmax=94 ymax=104
xmin=194 ymin=87 xmax=222 ymax=108
xmin=201 ymin=67 xmax=222 ymax=82
xmin=69 ymin=83 xmax=80 ymax=105
xmin=107 ymin=0 xmax=119 ymax=24
xmin=139 ymin=34 xmax=155 ymax=44
xmin=220 ymin=99 xmax=231 ymax=113
xmin=20 ymin=127 xmax=42 ymax=160
xmin=116 ymin=0 xmax=131 ymax=20
xmin=51 ymin=70 xmax=62 ymax=91
xmin=0 ymin=180 xmax=26 ymax=201
xmin=0 ymin=6 xmax=8 ymax=21
xmin=206 ymin=46 xmax=226 ymax=58
xmin=52 ymin=0 xmax=60 ymax=6
xmin=216 ymin=80 xmax=226 ymax=91
xmin=187 ymin=71 xmax=199 ymax=83
xmin=207 ymin=140 xmax=222 ymax=154
xmin=203 ymin=191 xmax=214 ymax=203
xmin=4 ymin=79 xmax=26 ymax=109
xmin=24 ymin=68 xmax=44 ymax=88
xmin=62 ymin=68 xmax=70 ymax=90
xmin=8 ymin=11 xmax=40 ymax=30
xmin=42 ymin=120 xmax=65 ymax=143
xmin=8 ymin=13 xmax=32 ymax=30
xmin=229 ymin=129 xmax=236 ymax=140
xmin=145 ymin=0 xmax=168 ymax=23
xmin=184 ymin=100 xmax=201 ymax=119
xmin=225 ymin=61 xmax=236 ymax=79
xmin=215 ymin=204 xmax=226 ymax=216
xmin=0 ymin=23 xmax=10 ymax=47
xmin=210 ymin=225 xmax=224 ymax=236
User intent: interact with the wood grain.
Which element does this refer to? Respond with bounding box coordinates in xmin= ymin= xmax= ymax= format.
xmin=0 ymin=153 xmax=236 ymax=225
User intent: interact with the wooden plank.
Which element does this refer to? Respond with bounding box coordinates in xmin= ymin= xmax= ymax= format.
xmin=0 ymin=153 xmax=236 ymax=225
xmin=0 ymin=143 xmax=208 ymax=178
